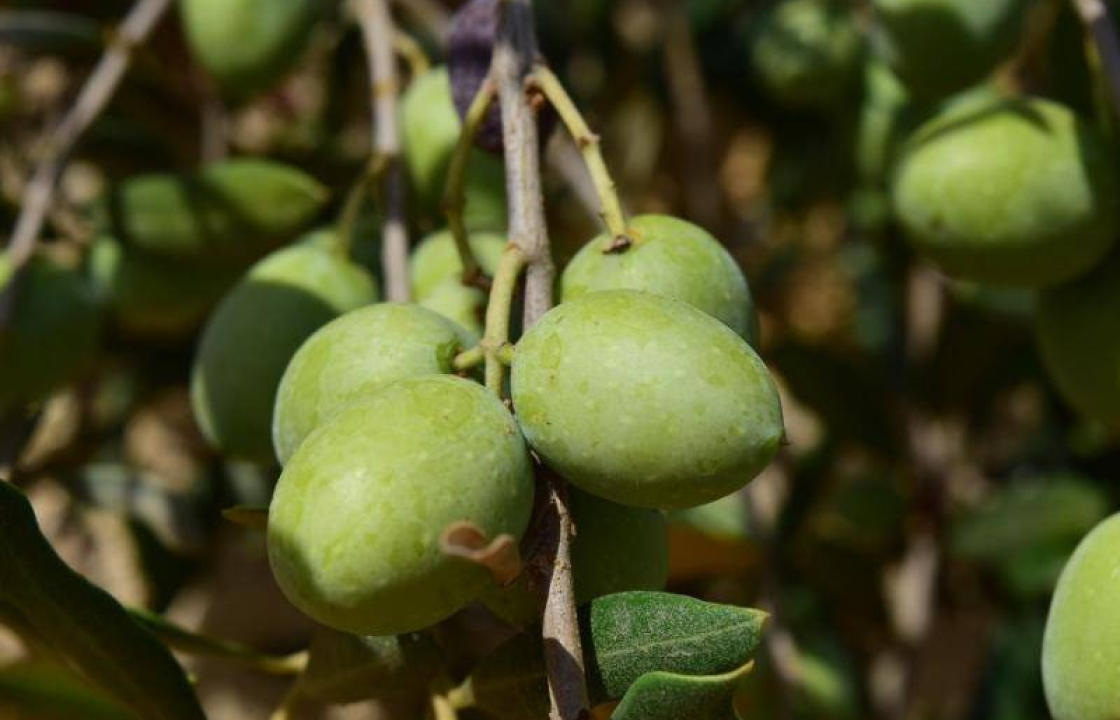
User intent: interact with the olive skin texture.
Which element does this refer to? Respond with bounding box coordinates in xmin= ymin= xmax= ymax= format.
xmin=400 ymin=67 xmax=507 ymax=231
xmin=267 ymin=375 xmax=535 ymax=635
xmin=892 ymin=97 xmax=1118 ymax=287
xmin=272 ymin=303 xmax=468 ymax=464
xmin=191 ymin=242 xmax=377 ymax=462
xmin=511 ymin=290 xmax=784 ymax=510
xmin=750 ymin=0 xmax=863 ymax=109
xmin=88 ymin=237 xmax=241 ymax=340
xmin=410 ymin=230 xmax=506 ymax=337
xmin=0 ymin=255 xmax=101 ymax=412
xmin=99 ymin=159 xmax=328 ymax=260
xmin=484 ymin=488 xmax=669 ymax=627
xmin=1042 ymin=514 xmax=1120 ymax=720
xmin=871 ymin=0 xmax=1029 ymax=100
xmin=561 ymin=215 xmax=758 ymax=344
xmin=181 ymin=0 xmax=319 ymax=98
xmin=1036 ymin=254 xmax=1120 ymax=430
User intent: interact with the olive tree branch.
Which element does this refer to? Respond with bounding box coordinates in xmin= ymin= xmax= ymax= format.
xmin=443 ymin=74 xmax=498 ymax=287
xmin=1072 ymin=0 xmax=1120 ymax=120
xmin=353 ymin=0 xmax=411 ymax=302
xmin=2 ymin=0 xmax=173 ymax=277
xmin=529 ymin=65 xmax=630 ymax=248
xmin=394 ymin=29 xmax=431 ymax=78
xmin=493 ymin=2 xmax=589 ymax=719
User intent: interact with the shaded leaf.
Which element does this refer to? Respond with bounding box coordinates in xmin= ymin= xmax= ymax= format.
xmin=0 ymin=11 xmax=101 ymax=54
xmin=0 ymin=481 xmax=204 ymax=720
xmin=467 ymin=591 xmax=767 ymax=720
xmin=0 ymin=663 xmax=133 ymax=720
xmin=297 ymin=626 xmax=442 ymax=705
xmin=128 ymin=608 xmax=306 ymax=674
xmin=611 ymin=661 xmax=754 ymax=720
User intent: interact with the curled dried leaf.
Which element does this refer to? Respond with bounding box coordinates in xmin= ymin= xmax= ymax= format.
xmin=440 ymin=521 xmax=522 ymax=586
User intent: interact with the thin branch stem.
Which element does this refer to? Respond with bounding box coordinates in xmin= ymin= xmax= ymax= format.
xmin=1073 ymin=0 xmax=1120 ymax=120
xmin=392 ymin=0 xmax=451 ymax=39
xmin=492 ymin=3 xmax=588 ymax=719
xmin=529 ymin=65 xmax=629 ymax=246
xmin=335 ymin=155 xmax=388 ymax=256
xmin=394 ymin=29 xmax=431 ymax=78
xmin=3 ymin=0 xmax=173 ymax=274
xmin=353 ymin=0 xmax=411 ymax=302
xmin=444 ymin=74 xmax=498 ymax=285
xmin=482 ymin=245 xmax=527 ymax=394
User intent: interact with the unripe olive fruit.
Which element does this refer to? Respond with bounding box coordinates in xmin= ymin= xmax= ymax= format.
xmin=410 ymin=230 xmax=505 ymax=337
xmin=0 ymin=255 xmax=100 ymax=412
xmin=1036 ymin=254 xmax=1120 ymax=430
xmin=484 ymin=488 xmax=668 ymax=627
xmin=180 ymin=0 xmax=319 ymax=98
xmin=411 ymin=230 xmax=506 ymax=300
xmin=272 ymin=303 xmax=468 ymax=464
xmin=750 ymin=0 xmax=863 ymax=109
xmin=511 ymin=290 xmax=784 ymax=509
xmin=191 ymin=242 xmax=377 ymax=462
xmin=267 ymin=375 xmax=535 ymax=635
xmin=892 ymin=97 xmax=1118 ymax=286
xmin=88 ymin=237 xmax=241 ymax=340
xmin=871 ymin=0 xmax=1029 ymax=100
xmin=1042 ymin=513 xmax=1120 ymax=720
xmin=400 ymin=67 xmax=507 ymax=231
xmin=561 ymin=215 xmax=758 ymax=344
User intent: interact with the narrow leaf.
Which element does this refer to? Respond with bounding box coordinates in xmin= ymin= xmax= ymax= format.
xmin=128 ymin=609 xmax=306 ymax=674
xmin=611 ymin=661 xmax=754 ymax=720
xmin=0 ymin=481 xmax=205 ymax=720
xmin=221 ymin=505 xmax=268 ymax=531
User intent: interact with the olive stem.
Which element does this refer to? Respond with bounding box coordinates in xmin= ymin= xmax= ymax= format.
xmin=334 ymin=155 xmax=388 ymax=257
xmin=492 ymin=3 xmax=589 ymax=719
xmin=1 ymin=0 xmax=174 ymax=322
xmin=452 ymin=344 xmax=485 ymax=371
xmin=394 ymin=29 xmax=431 ymax=78
xmin=529 ymin=64 xmax=630 ymax=248
xmin=482 ymin=244 xmax=528 ymax=394
xmin=443 ymin=74 xmax=498 ymax=287
xmin=353 ymin=0 xmax=411 ymax=302
xmin=1072 ymin=0 xmax=1120 ymax=121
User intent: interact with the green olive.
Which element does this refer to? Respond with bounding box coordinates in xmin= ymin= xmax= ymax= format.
xmin=191 ymin=241 xmax=377 ymax=462
xmin=267 ymin=375 xmax=535 ymax=635
xmin=1042 ymin=513 xmax=1120 ymax=720
xmin=272 ymin=302 xmax=468 ymax=464
xmin=892 ymin=96 xmax=1118 ymax=286
xmin=511 ymin=290 xmax=784 ymax=509
xmin=561 ymin=214 xmax=758 ymax=344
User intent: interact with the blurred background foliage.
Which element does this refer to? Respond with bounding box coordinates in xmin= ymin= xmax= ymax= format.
xmin=0 ymin=0 xmax=1116 ymax=718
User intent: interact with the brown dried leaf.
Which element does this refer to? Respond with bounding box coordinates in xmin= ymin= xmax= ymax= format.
xmin=440 ymin=521 xmax=521 ymax=586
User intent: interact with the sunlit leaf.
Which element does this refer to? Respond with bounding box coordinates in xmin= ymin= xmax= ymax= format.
xmin=611 ymin=661 xmax=754 ymax=720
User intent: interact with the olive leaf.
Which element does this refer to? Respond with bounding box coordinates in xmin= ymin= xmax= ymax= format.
xmin=0 ymin=481 xmax=205 ymax=720
xmin=128 ymin=609 xmax=306 ymax=674
xmin=98 ymin=159 xmax=329 ymax=260
xmin=0 ymin=663 xmax=133 ymax=720
xmin=611 ymin=661 xmax=754 ymax=720
xmin=295 ymin=626 xmax=442 ymax=705
xmin=466 ymin=591 xmax=768 ymax=720
xmin=0 ymin=11 xmax=102 ymax=54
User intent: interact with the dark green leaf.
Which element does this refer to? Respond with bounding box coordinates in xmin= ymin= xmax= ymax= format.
xmin=611 ymin=661 xmax=754 ymax=720
xmin=467 ymin=592 xmax=767 ymax=720
xmin=0 ymin=11 xmax=102 ymax=54
xmin=129 ymin=608 xmax=305 ymax=673
xmin=0 ymin=481 xmax=205 ymax=720
xmin=0 ymin=663 xmax=133 ymax=720
xmin=585 ymin=592 xmax=767 ymax=700
xmin=297 ymin=627 xmax=442 ymax=705
xmin=950 ymin=475 xmax=1108 ymax=561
